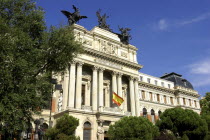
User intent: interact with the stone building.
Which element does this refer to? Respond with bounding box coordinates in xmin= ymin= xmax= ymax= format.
xmin=34 ymin=24 xmax=200 ymax=140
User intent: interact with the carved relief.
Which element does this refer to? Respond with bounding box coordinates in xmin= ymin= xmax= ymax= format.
xmin=121 ymin=51 xmax=128 ymax=58
xmin=111 ymin=45 xmax=117 ymax=55
xmin=84 ymin=40 xmax=92 ymax=46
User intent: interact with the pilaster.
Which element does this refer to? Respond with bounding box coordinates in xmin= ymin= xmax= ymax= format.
xmin=75 ymin=62 xmax=84 ymax=109
xmin=68 ymin=61 xmax=76 ymax=108
xmin=129 ymin=76 xmax=136 ymax=116
xmin=92 ymin=66 xmax=99 ymax=111
xmin=99 ymin=67 xmax=105 ymax=108
xmin=134 ymin=77 xmax=140 ymax=116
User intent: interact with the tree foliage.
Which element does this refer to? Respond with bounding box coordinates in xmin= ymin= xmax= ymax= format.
xmin=200 ymin=92 xmax=210 ymax=139
xmin=45 ymin=114 xmax=79 ymax=140
xmin=108 ymin=116 xmax=159 ymax=140
xmin=0 ymin=0 xmax=82 ymax=137
xmin=156 ymin=107 xmax=208 ymax=140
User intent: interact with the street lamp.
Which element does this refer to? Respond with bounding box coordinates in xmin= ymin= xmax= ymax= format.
xmin=49 ymin=78 xmax=62 ymax=128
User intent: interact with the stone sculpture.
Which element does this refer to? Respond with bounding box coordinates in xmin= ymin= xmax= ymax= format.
xmin=61 ymin=5 xmax=87 ymax=25
xmin=96 ymin=9 xmax=112 ymax=32
xmin=117 ymin=26 xmax=132 ymax=45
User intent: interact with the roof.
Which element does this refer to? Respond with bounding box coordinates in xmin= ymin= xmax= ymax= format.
xmin=160 ymin=72 xmax=194 ymax=89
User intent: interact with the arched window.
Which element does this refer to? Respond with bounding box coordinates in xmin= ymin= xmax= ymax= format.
xmin=83 ymin=122 xmax=91 ymax=140
xmin=158 ymin=111 xmax=162 ymax=120
xmin=151 ymin=109 xmax=155 ymax=123
xmin=143 ymin=108 xmax=147 ymax=118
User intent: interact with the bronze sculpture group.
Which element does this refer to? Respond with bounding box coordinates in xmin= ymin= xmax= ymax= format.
xmin=61 ymin=5 xmax=87 ymax=25
xmin=61 ymin=5 xmax=131 ymax=45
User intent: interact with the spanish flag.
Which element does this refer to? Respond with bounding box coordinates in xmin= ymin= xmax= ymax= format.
xmin=112 ymin=92 xmax=124 ymax=106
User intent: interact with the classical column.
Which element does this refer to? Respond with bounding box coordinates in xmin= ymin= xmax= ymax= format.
xmin=68 ymin=61 xmax=76 ymax=108
xmin=134 ymin=78 xmax=140 ymax=116
xmin=99 ymin=68 xmax=105 ymax=108
xmin=62 ymin=69 xmax=69 ymax=110
xmin=129 ymin=76 xmax=136 ymax=116
xmin=112 ymin=71 xmax=117 ymax=93
xmin=92 ymin=66 xmax=98 ymax=111
xmin=111 ymin=71 xmax=117 ymax=107
xmin=117 ymin=73 xmax=123 ymax=109
xmin=75 ymin=62 xmax=83 ymax=109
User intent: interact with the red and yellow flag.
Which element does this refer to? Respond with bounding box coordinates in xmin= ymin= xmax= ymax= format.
xmin=112 ymin=92 xmax=124 ymax=106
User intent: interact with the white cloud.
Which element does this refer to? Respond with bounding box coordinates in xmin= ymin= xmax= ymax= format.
xmin=154 ymin=12 xmax=210 ymax=31
xmin=189 ymin=59 xmax=210 ymax=74
xmin=179 ymin=12 xmax=210 ymax=25
xmin=188 ymin=58 xmax=210 ymax=87
xmin=157 ymin=19 xmax=168 ymax=30
xmin=192 ymin=77 xmax=210 ymax=87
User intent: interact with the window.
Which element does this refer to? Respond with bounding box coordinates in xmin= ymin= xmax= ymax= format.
xmin=82 ymin=85 xmax=86 ymax=105
xmin=164 ymin=95 xmax=167 ymax=104
xmin=149 ymin=92 xmax=153 ymax=101
xmin=143 ymin=108 xmax=147 ymax=118
xmin=183 ymin=98 xmax=186 ymax=105
xmin=189 ymin=99 xmax=191 ymax=106
xmin=151 ymin=109 xmax=155 ymax=123
xmin=177 ymin=98 xmax=179 ymax=105
xmin=168 ymin=84 xmax=171 ymax=89
xmin=140 ymin=76 xmax=143 ymax=81
xmin=147 ymin=78 xmax=151 ymax=83
xmin=157 ymin=94 xmax=160 ymax=102
xmin=161 ymin=82 xmax=164 ymax=87
xmin=142 ymin=90 xmax=145 ymax=100
xmin=170 ymin=97 xmax=173 ymax=105
xmin=158 ymin=111 xmax=162 ymax=120
xmin=83 ymin=122 xmax=91 ymax=140
xmin=155 ymin=80 xmax=158 ymax=85
xmin=194 ymin=100 xmax=197 ymax=108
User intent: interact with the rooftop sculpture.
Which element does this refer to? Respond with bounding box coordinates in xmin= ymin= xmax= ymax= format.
xmin=96 ymin=9 xmax=112 ymax=32
xmin=117 ymin=26 xmax=132 ymax=45
xmin=61 ymin=5 xmax=87 ymax=25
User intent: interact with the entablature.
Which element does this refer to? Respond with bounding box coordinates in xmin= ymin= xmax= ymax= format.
xmin=83 ymin=47 xmax=143 ymax=70
xmin=138 ymin=81 xmax=174 ymax=94
xmin=73 ymin=24 xmax=140 ymax=64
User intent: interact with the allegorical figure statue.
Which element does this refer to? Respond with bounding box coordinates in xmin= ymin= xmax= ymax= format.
xmin=117 ymin=26 xmax=132 ymax=45
xmin=96 ymin=9 xmax=112 ymax=32
xmin=61 ymin=5 xmax=87 ymax=25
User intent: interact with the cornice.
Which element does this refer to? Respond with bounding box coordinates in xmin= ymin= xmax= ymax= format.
xmin=140 ymin=99 xmax=176 ymax=107
xmin=174 ymin=89 xmax=200 ymax=98
xmin=139 ymin=81 xmax=174 ymax=94
xmin=84 ymin=47 xmax=143 ymax=70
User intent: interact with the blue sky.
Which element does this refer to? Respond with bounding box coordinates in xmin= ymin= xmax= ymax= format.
xmin=36 ymin=0 xmax=210 ymax=96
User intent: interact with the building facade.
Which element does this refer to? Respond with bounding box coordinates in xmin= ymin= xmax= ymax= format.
xmin=34 ymin=24 xmax=200 ymax=140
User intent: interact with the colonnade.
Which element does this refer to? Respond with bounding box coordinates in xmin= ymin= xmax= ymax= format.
xmin=61 ymin=61 xmax=140 ymax=116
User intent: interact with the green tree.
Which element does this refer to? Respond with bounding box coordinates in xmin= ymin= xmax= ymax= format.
xmin=0 ymin=0 xmax=82 ymax=138
xmin=107 ymin=116 xmax=159 ymax=140
xmin=45 ymin=114 xmax=79 ymax=140
xmin=200 ymin=92 xmax=210 ymax=139
xmin=156 ymin=107 xmax=208 ymax=140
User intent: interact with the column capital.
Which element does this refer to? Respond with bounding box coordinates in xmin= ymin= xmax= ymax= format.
xmin=129 ymin=76 xmax=134 ymax=81
xmin=77 ymin=61 xmax=84 ymax=66
xmin=99 ymin=67 xmax=105 ymax=72
xmin=118 ymin=72 xmax=123 ymax=77
xmin=111 ymin=71 xmax=118 ymax=76
xmin=92 ymin=65 xmax=99 ymax=71
xmin=134 ymin=77 xmax=139 ymax=81
xmin=70 ymin=60 xmax=77 ymax=64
